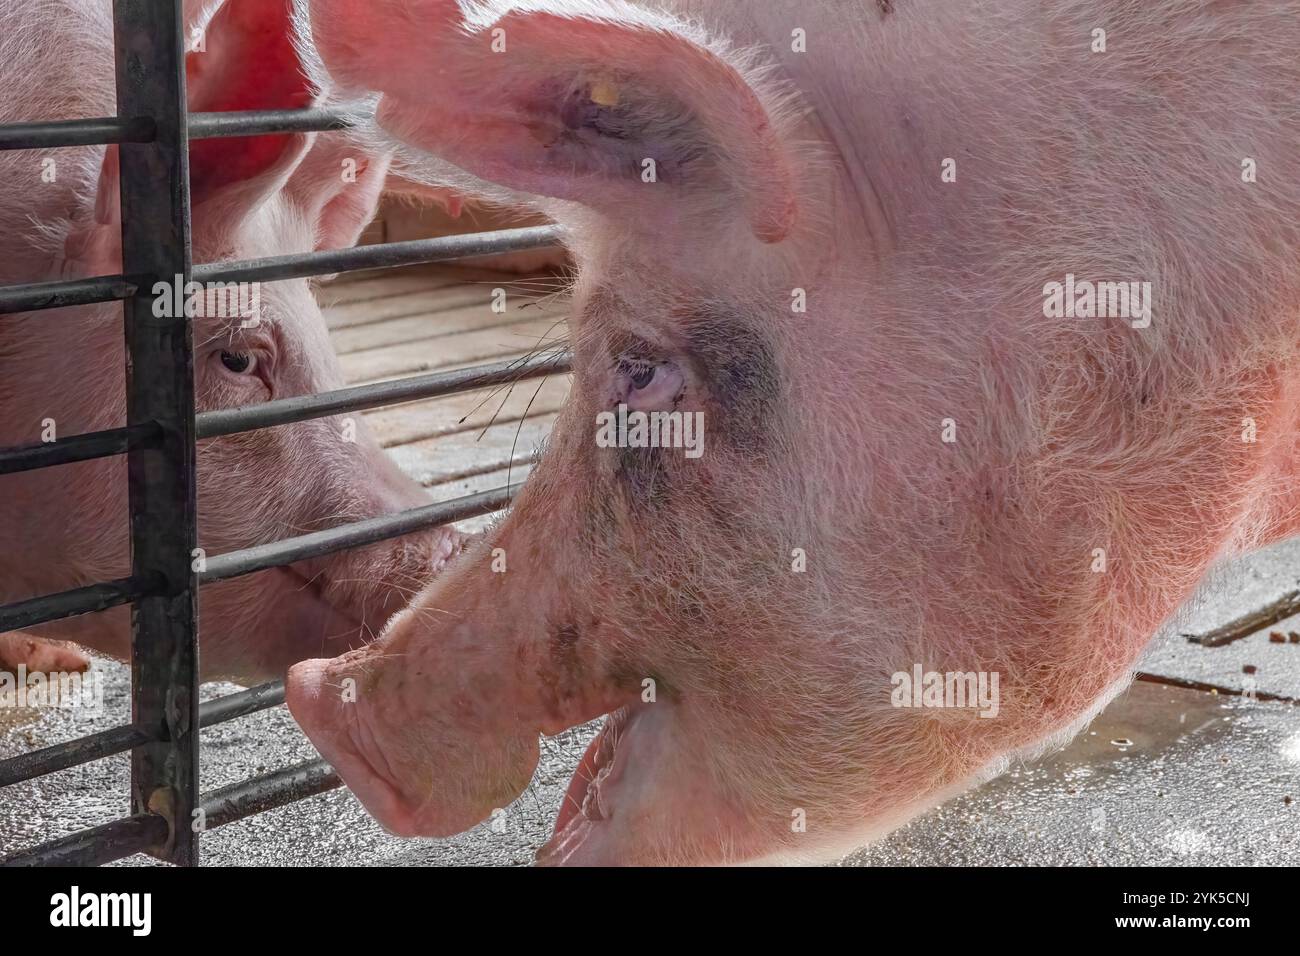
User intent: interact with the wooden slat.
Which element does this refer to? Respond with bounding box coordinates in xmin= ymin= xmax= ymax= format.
xmin=318 ymin=265 xmax=543 ymax=306
xmin=364 ymin=369 xmax=570 ymax=448
xmin=320 ymin=267 xmax=570 ymax=522
xmin=388 ymin=413 xmax=558 ymax=487
xmin=340 ymin=316 xmax=568 ymax=385
xmin=318 ymin=272 xmax=465 ymax=308
xmin=334 ymin=301 xmax=562 ymax=355
xmin=326 ymin=283 xmax=566 ymax=331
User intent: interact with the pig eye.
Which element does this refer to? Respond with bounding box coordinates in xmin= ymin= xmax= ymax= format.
xmin=621 ymin=360 xmax=684 ymax=412
xmin=630 ymin=365 xmax=656 ymax=389
xmin=220 ymin=350 xmax=256 ymax=375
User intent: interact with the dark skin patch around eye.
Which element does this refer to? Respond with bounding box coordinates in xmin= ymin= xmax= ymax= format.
xmin=679 ymin=310 xmax=781 ymax=442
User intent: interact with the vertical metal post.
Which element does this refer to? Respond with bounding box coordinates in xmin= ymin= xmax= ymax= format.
xmin=113 ymin=0 xmax=200 ymax=865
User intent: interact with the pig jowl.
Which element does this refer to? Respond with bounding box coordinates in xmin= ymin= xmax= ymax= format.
xmin=288 ymin=0 xmax=1300 ymax=863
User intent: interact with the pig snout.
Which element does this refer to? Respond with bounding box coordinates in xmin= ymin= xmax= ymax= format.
xmin=287 ymin=529 xmax=632 ymax=839
xmin=286 ymin=475 xmax=815 ymax=866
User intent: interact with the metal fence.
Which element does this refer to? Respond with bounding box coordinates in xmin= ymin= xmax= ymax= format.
xmin=0 ymin=0 xmax=569 ymax=866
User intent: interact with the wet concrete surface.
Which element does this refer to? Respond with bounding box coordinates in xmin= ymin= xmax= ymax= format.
xmin=2 ymin=538 xmax=1299 ymax=865
xmin=1140 ymin=537 xmax=1300 ymax=700
xmin=846 ymin=683 xmax=1298 ymax=866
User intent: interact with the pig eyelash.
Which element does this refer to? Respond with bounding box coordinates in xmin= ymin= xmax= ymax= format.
xmin=615 ymin=357 xmax=688 ymax=412
xmin=220 ymin=350 xmax=257 ymax=375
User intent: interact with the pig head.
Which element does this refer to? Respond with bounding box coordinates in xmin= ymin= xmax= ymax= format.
xmin=0 ymin=0 xmax=465 ymax=683
xmin=289 ymin=0 xmax=1300 ymax=863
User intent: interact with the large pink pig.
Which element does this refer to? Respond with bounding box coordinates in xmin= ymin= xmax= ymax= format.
xmin=288 ymin=0 xmax=1300 ymax=863
xmin=0 ymin=0 xmax=466 ymax=682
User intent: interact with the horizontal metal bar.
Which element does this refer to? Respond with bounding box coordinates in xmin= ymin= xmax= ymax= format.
xmin=0 ymin=680 xmax=285 ymax=789
xmin=198 ymin=679 xmax=286 ymax=725
xmin=0 ymin=812 xmax=168 ymax=867
xmin=201 ymin=759 xmax=341 ymax=830
xmin=0 ymin=115 xmax=155 ymax=151
xmin=0 ymin=422 xmax=160 ymax=476
xmin=198 ymin=352 xmax=572 ymax=440
xmin=0 ymin=724 xmax=153 ymax=789
xmin=0 ymin=574 xmax=159 ymax=635
xmin=0 ymin=273 xmax=142 ymax=315
xmin=1 ymin=756 xmax=332 ymax=863
xmin=0 ymin=228 xmax=563 ymax=316
xmin=189 ymin=108 xmax=353 ymax=139
xmin=194 ymin=225 xmax=564 ymax=286
xmin=201 ymin=484 xmax=519 ymax=583
xmin=0 ymin=106 xmax=350 ymax=152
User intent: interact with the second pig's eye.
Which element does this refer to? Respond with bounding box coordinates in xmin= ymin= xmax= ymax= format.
xmin=220 ymin=350 xmax=256 ymax=375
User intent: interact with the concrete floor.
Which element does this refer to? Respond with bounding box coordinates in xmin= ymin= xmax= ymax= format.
xmin=2 ymin=536 xmax=1297 ymax=866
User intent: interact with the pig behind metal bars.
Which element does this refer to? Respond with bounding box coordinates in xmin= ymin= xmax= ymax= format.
xmin=288 ymin=0 xmax=1300 ymax=864
xmin=0 ymin=0 xmax=466 ymax=683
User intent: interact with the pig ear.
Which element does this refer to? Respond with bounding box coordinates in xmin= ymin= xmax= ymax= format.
xmin=61 ymin=146 xmax=123 ymax=278
xmin=310 ymin=0 xmax=798 ymax=243
xmin=283 ymin=138 xmax=394 ymax=251
xmin=186 ymin=0 xmax=315 ymax=209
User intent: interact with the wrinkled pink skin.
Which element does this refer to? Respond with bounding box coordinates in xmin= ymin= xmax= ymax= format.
xmin=0 ymin=0 xmax=459 ymax=684
xmin=290 ymin=0 xmax=1300 ymax=863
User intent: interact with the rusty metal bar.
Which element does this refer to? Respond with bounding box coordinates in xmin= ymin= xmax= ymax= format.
xmin=0 ymin=680 xmax=288 ymax=789
xmin=201 ymin=760 xmax=342 ymax=830
xmin=0 ymin=813 xmax=170 ymax=868
xmin=0 ymin=575 xmax=158 ymax=634
xmin=115 ymin=0 xmax=200 ymax=867
xmin=0 ymin=422 xmax=159 ymax=476
xmin=0 ymin=724 xmax=154 ymax=790
xmin=0 ymin=273 xmax=143 ymax=315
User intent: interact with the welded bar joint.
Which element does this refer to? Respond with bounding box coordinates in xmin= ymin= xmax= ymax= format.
xmin=0 ymin=814 xmax=169 ymax=868
xmin=0 ymin=575 xmax=158 ymax=636
xmin=0 ymin=679 xmax=287 ymax=789
xmin=0 ymin=115 xmax=155 ymax=152
xmin=0 ymin=274 xmax=142 ymax=315
xmin=0 ymin=421 xmax=160 ymax=476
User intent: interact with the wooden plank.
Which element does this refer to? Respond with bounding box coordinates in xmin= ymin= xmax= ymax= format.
xmin=319 ymin=264 xmax=526 ymax=303
xmin=367 ymin=369 xmax=570 ymax=447
xmin=318 ymin=272 xmax=465 ymax=308
xmin=340 ymin=316 xmax=568 ymax=385
xmin=320 ymin=267 xmax=533 ymax=311
xmin=388 ymin=413 xmax=558 ymax=487
xmin=325 ymin=282 xmax=565 ymax=331
xmin=333 ymin=301 xmax=562 ymax=355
